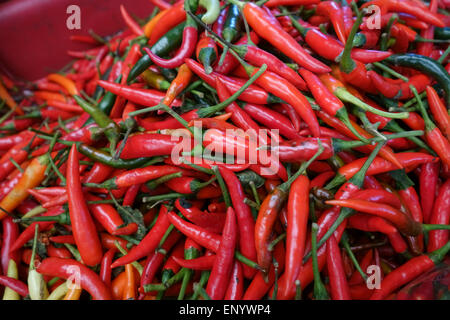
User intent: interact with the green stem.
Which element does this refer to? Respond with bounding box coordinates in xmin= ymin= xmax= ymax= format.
xmin=339 ymin=3 xmax=364 ymax=73
xmin=334 ymin=87 xmax=409 ymax=119
xmin=372 ymin=62 xmax=409 ymax=82
xmin=211 ymin=165 xmax=232 ymax=208
xmin=311 ymin=223 xmax=330 ymax=300
xmin=341 ymin=232 xmax=367 ymax=281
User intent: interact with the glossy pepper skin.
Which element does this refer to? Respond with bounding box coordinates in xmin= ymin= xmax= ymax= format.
xmin=235 ymin=1 xmax=331 ymax=74
xmin=37 ymin=258 xmax=112 ymax=300
xmin=67 ymin=145 xmax=103 ymax=266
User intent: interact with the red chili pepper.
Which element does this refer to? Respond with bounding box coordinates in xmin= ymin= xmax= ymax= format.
xmin=49 ymin=235 xmax=76 ymax=245
xmin=175 ymin=199 xmax=226 ymax=234
xmin=111 ymin=206 xmax=172 ymax=268
xmin=1 ymin=217 xmax=20 ymax=275
xmin=206 ymin=207 xmax=238 ymax=300
xmin=352 ymin=189 xmax=402 ymax=209
xmin=348 ymin=214 xmax=398 ymax=234
xmin=37 ymin=257 xmax=112 ymax=300
xmin=427 ymin=178 xmax=450 ymax=252
xmin=67 ymin=145 xmax=103 ymax=266
xmin=326 ymin=199 xmax=422 ymax=236
xmin=119 ymin=133 xmax=186 ymax=160
xmin=362 ymin=0 xmax=444 ymax=27
xmin=233 ymin=44 xmax=307 ymax=90
xmin=10 ymin=206 xmax=65 ymax=252
xmin=185 ymin=58 xmax=282 ymax=105
xmin=120 ymin=5 xmax=144 ymax=36
xmin=336 ymin=152 xmax=437 ymax=182
xmin=224 ymin=261 xmax=244 ymax=300
xmin=218 ymin=167 xmax=257 ymax=279
xmin=277 ymin=175 xmax=310 ymax=298
xmin=233 ymin=1 xmax=330 ymax=73
xmin=172 ymin=254 xmax=216 ymax=270
xmin=316 ymin=1 xmax=347 ymax=44
xmin=138 ymin=231 xmax=182 ymax=298
xmin=0 ymin=275 xmax=29 ymax=297
xmin=419 ymin=162 xmax=440 ymax=224
xmin=214 ymin=32 xmax=260 ymax=74
xmin=370 ymin=241 xmax=450 ymax=300
xmin=144 ymin=2 xmax=197 ymax=69
xmin=97 ymin=80 xmax=182 ymax=108
xmin=368 ymin=71 xmax=431 ymax=100
xmin=426 ymin=86 xmax=450 ymax=140
xmin=243 ymin=241 xmax=285 ymax=300
xmin=326 ymin=234 xmax=351 ymax=300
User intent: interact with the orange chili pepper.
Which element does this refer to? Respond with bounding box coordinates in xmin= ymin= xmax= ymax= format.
xmin=47 ymin=73 xmax=79 ymax=96
xmin=0 ymin=81 xmax=23 ymax=115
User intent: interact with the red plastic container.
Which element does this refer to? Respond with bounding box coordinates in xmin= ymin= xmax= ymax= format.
xmin=0 ymin=0 xmax=154 ymax=81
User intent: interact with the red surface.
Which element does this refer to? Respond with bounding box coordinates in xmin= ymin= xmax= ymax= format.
xmin=0 ymin=0 xmax=154 ymax=81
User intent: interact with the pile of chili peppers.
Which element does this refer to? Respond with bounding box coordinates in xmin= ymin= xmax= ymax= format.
xmin=0 ymin=0 xmax=449 ymax=301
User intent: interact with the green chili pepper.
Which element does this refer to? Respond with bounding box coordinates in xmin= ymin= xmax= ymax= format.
xmin=434 ymin=27 xmax=450 ymax=40
xmin=127 ymin=22 xmax=186 ymax=83
xmin=199 ymin=0 xmax=221 ymax=24
xmin=73 ymin=95 xmax=121 ymax=153
xmin=223 ymin=4 xmax=242 ymax=43
xmin=384 ymin=53 xmax=450 ymax=106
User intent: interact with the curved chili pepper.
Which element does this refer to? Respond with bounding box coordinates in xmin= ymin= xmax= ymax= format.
xmin=196 ymin=32 xmax=218 ymax=74
xmin=240 ymin=63 xmax=320 ymax=137
xmin=419 ymin=162 xmax=440 ymax=224
xmin=163 ymin=63 xmax=193 ymax=107
xmin=316 ymin=1 xmax=347 ymax=44
xmin=243 ymin=241 xmax=285 ymax=300
xmin=0 ymin=154 xmax=50 ymax=219
xmin=368 ymin=71 xmax=431 ymax=100
xmin=205 ymin=207 xmax=237 ymax=300
xmin=0 ymin=275 xmax=29 ymax=297
xmin=175 ymin=198 xmax=225 ymax=234
xmin=384 ymin=53 xmax=450 ymax=106
xmin=120 ymin=5 xmax=144 ymax=36
xmin=99 ymin=248 xmax=116 ymax=289
xmin=232 ymin=45 xmax=307 ymax=90
xmin=287 ymin=14 xmax=392 ymax=64
xmin=145 ymin=4 xmax=197 ymax=68
xmin=426 ymin=86 xmax=450 ymax=139
xmin=326 ymin=199 xmax=422 ymax=236
xmin=347 ymin=214 xmax=397 ymax=234
xmin=277 ymin=174 xmax=310 ymax=298
xmin=129 ymin=22 xmax=187 ymax=83
xmin=97 ymin=80 xmax=181 ymax=108
xmin=214 ymin=32 xmax=260 ymax=74
xmin=185 ymin=58 xmax=282 ymax=105
xmin=1 ymin=217 xmax=20 ymax=275
xmin=326 ymin=234 xmax=351 ymax=300
xmin=229 ymin=0 xmax=330 ymax=74
xmin=138 ymin=231 xmax=181 ymax=298
xmin=37 ymin=257 xmax=112 ymax=300
xmin=224 ymin=261 xmax=243 ymax=300
xmin=361 ymin=0 xmax=444 ymax=27
xmin=241 ymin=103 xmax=301 ymax=140
xmin=414 ymin=88 xmax=450 ymax=167
xmin=218 ymin=166 xmax=257 ymax=278
xmin=427 ymin=179 xmax=450 ymax=252
xmin=67 ymin=145 xmax=103 ymax=266
xmin=370 ymin=241 xmax=450 ymax=300
xmin=111 ymin=206 xmax=172 ymax=268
